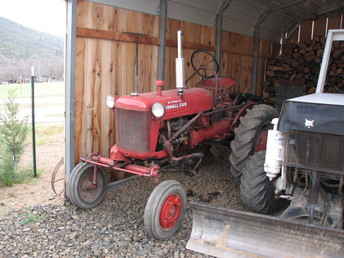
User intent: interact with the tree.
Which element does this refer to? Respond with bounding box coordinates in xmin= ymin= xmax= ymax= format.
xmin=0 ymin=91 xmax=28 ymax=185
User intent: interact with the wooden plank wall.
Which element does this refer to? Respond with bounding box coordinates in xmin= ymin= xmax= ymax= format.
xmin=288 ymin=14 xmax=343 ymax=44
xmin=74 ymin=0 xmax=272 ymax=160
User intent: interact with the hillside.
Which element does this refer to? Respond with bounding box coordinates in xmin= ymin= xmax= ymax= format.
xmin=0 ymin=17 xmax=64 ymax=81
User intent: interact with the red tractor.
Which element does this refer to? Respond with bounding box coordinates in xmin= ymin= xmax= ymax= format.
xmin=66 ymin=31 xmax=275 ymax=240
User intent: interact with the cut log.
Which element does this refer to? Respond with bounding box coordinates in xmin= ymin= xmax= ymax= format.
xmin=265 ymin=38 xmax=344 ymax=98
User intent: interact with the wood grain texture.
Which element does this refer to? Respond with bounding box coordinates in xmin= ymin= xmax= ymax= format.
xmin=300 ymin=20 xmax=313 ymax=43
xmin=74 ymin=38 xmax=86 ymax=162
xmin=74 ymin=0 xmax=272 ymax=160
xmin=328 ymin=15 xmax=341 ymax=31
xmin=314 ymin=17 xmax=327 ymax=39
xmin=286 ymin=14 xmax=342 ymax=44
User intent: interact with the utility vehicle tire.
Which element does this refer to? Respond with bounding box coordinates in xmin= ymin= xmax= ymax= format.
xmin=230 ymin=104 xmax=278 ymax=179
xmin=144 ymin=180 xmax=187 ymax=240
xmin=68 ymin=162 xmax=106 ymax=209
xmin=240 ymin=151 xmax=275 ymax=214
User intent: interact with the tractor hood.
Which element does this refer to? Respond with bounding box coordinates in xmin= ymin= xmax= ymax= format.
xmin=115 ymin=88 xmax=213 ymax=116
xmin=278 ymin=93 xmax=344 ymax=136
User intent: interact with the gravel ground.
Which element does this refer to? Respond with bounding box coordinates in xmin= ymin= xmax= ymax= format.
xmin=0 ymin=158 xmax=243 ymax=257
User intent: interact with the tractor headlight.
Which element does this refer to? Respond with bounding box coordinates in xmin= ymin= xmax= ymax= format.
xmin=106 ymin=96 xmax=115 ymax=108
xmin=152 ymin=102 xmax=165 ymax=118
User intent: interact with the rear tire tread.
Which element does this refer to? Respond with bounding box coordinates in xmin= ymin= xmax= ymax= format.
xmin=240 ymin=151 xmax=275 ymax=214
xmin=230 ymin=104 xmax=277 ymax=178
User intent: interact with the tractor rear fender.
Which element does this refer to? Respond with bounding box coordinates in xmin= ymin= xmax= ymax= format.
xmin=231 ymin=101 xmax=256 ymax=127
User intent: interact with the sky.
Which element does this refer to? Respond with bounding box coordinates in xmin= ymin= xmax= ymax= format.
xmin=0 ymin=0 xmax=66 ymax=37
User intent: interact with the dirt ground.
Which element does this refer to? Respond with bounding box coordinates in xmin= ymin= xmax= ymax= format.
xmin=0 ymin=129 xmax=65 ymax=216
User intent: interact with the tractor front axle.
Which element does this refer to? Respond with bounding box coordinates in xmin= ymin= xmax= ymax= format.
xmin=80 ymin=155 xmax=160 ymax=177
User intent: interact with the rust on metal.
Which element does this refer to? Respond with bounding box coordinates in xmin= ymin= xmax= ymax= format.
xmin=187 ymin=202 xmax=344 ymax=258
xmin=51 ymin=157 xmax=65 ymax=197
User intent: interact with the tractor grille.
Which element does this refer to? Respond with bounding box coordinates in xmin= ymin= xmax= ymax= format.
xmin=116 ymin=109 xmax=150 ymax=153
xmin=286 ymin=131 xmax=344 ymax=175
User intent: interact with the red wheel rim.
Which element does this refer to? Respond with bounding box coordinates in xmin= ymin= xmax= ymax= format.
xmin=159 ymin=194 xmax=182 ymax=229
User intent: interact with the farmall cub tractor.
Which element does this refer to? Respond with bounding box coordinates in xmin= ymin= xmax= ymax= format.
xmin=66 ymin=31 xmax=274 ymax=239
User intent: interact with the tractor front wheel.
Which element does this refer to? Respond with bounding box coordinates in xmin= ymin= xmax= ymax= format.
xmin=67 ymin=162 xmax=106 ymax=209
xmin=144 ymin=180 xmax=187 ymax=240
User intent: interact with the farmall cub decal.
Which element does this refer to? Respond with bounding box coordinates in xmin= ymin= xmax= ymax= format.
xmin=166 ymin=100 xmax=187 ymax=110
xmin=305 ymin=118 xmax=315 ymax=128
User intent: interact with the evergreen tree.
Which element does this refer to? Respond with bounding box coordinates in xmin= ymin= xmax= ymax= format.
xmin=0 ymin=91 xmax=28 ymax=185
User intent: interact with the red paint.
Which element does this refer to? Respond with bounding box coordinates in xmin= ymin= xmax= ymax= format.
xmin=92 ymin=156 xmax=115 ymax=166
xmin=190 ymin=119 xmax=232 ymax=147
xmin=80 ymin=157 xmax=160 ymax=177
xmin=232 ymin=102 xmax=255 ymax=127
xmin=109 ymin=145 xmax=129 ymax=161
xmin=198 ymin=116 xmax=210 ymax=127
xmin=156 ymin=80 xmax=165 ymax=96
xmin=159 ymin=194 xmax=182 ymax=229
xmin=149 ymin=121 xmax=163 ymax=153
xmin=115 ymin=88 xmax=213 ymax=117
xmin=113 ymin=146 xmax=168 ymax=160
xmin=111 ymin=116 xmax=232 ymax=160
xmin=156 ymin=80 xmax=165 ymax=86
xmin=255 ymin=130 xmax=268 ymax=152
xmin=110 ymin=80 xmax=245 ymax=160
xmin=80 ymin=76 xmax=260 ymax=180
xmin=108 ymin=89 xmax=254 ymax=161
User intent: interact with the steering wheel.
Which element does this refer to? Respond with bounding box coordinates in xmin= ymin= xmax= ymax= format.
xmin=191 ymin=49 xmax=220 ymax=80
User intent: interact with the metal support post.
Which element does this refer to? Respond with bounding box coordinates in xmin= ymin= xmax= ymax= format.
xmin=251 ymin=9 xmax=272 ymax=94
xmin=215 ymin=0 xmax=231 ymax=74
xmin=215 ymin=13 xmax=223 ymax=72
xmin=157 ymin=0 xmax=167 ymax=81
xmin=251 ymin=27 xmax=260 ymax=94
xmin=65 ymin=0 xmax=77 ymax=179
xmin=316 ymin=29 xmax=344 ymax=93
xmin=31 ymin=67 xmax=37 ymax=177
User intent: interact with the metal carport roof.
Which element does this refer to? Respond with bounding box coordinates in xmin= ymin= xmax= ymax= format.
xmin=89 ymin=0 xmax=344 ymax=40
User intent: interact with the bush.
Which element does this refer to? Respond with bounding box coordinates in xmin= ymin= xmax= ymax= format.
xmin=0 ymin=91 xmax=28 ymax=186
xmin=0 ymin=154 xmax=16 ymax=186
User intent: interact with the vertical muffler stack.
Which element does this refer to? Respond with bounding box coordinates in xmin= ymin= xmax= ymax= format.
xmin=187 ymin=202 xmax=344 ymax=258
xmin=176 ymin=30 xmax=185 ymax=95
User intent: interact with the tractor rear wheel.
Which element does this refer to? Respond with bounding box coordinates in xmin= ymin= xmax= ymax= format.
xmin=144 ymin=180 xmax=187 ymax=240
xmin=68 ymin=162 xmax=106 ymax=209
xmin=230 ymin=104 xmax=277 ymax=179
xmin=240 ymin=151 xmax=275 ymax=214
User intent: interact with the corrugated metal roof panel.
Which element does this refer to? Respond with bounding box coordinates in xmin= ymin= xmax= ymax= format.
xmin=90 ymin=0 xmax=161 ymax=15
xmin=88 ymin=0 xmax=344 ymax=40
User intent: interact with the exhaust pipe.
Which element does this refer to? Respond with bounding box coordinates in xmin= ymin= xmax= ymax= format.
xmin=176 ymin=30 xmax=185 ymax=95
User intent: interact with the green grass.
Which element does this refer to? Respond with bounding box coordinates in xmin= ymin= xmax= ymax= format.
xmin=0 ymin=166 xmax=44 ymax=187
xmin=19 ymin=209 xmax=45 ymax=225
xmin=0 ymin=82 xmax=64 ymax=99
xmin=19 ymin=169 xmax=45 ymax=185
xmin=26 ymin=125 xmax=64 ymax=146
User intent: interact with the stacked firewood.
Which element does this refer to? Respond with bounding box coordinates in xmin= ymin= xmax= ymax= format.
xmin=264 ymin=37 xmax=344 ymax=98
